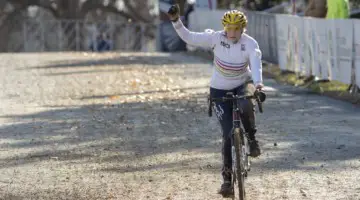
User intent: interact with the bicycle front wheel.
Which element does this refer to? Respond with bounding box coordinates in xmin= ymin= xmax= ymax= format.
xmin=233 ymin=128 xmax=246 ymax=200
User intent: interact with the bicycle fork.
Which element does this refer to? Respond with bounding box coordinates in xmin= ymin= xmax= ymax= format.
xmin=232 ymin=108 xmax=251 ymax=175
xmin=231 ymin=128 xmax=250 ymax=176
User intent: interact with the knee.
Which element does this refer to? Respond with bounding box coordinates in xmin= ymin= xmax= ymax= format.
xmin=221 ymin=123 xmax=233 ymax=139
xmin=238 ymin=99 xmax=255 ymax=114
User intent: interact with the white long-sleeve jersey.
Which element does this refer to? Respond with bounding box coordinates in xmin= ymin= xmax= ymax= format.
xmin=172 ymin=19 xmax=263 ymax=90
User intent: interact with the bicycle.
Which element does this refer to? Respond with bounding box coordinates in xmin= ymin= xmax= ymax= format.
xmin=208 ymin=90 xmax=266 ymax=200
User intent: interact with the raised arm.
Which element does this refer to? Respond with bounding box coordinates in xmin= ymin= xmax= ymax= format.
xmin=167 ymin=4 xmax=215 ymax=48
xmin=248 ymin=39 xmax=263 ymax=88
xmin=171 ymin=19 xmax=215 ymax=48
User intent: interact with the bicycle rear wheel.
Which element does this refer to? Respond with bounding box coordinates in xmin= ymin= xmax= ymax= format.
xmin=233 ymin=128 xmax=246 ymax=200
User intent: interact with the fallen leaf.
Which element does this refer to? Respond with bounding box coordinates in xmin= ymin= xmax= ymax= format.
xmin=109 ymin=95 xmax=120 ymax=100
xmin=50 ymin=157 xmax=58 ymax=160
xmin=300 ymin=189 xmax=307 ymax=197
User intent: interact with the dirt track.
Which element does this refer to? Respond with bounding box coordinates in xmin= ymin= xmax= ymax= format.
xmin=0 ymin=52 xmax=360 ymax=200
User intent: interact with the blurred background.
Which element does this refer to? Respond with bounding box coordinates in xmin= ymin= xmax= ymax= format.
xmin=0 ymin=0 xmax=359 ymax=53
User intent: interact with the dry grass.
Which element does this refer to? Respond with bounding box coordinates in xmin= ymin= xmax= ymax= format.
xmin=262 ymin=63 xmax=360 ymax=105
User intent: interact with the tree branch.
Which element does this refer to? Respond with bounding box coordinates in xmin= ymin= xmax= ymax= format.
xmin=122 ymin=0 xmax=154 ymax=23
xmin=34 ymin=0 xmax=59 ymax=17
xmin=10 ymin=0 xmax=59 ymax=17
xmin=81 ymin=0 xmax=136 ymax=21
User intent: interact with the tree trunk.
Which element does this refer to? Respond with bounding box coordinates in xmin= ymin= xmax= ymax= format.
xmin=0 ymin=0 xmax=157 ymax=52
xmin=0 ymin=4 xmax=28 ymax=52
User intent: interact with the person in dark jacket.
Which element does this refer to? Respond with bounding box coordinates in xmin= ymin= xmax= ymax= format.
xmin=304 ymin=0 xmax=327 ymax=18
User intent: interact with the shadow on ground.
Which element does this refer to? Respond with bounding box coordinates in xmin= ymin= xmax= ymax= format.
xmin=1 ymin=89 xmax=360 ymax=173
xmin=17 ymin=53 xmax=210 ymax=70
xmin=0 ymin=95 xmax=219 ymax=169
xmin=255 ymin=88 xmax=360 ymax=171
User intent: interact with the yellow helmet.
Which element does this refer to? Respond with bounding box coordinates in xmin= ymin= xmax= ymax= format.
xmin=222 ymin=10 xmax=247 ymax=29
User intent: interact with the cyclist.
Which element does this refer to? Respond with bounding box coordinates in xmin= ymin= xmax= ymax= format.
xmin=167 ymin=4 xmax=264 ymax=197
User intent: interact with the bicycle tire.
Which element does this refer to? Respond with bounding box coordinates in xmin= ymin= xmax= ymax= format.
xmin=233 ymin=128 xmax=246 ymax=200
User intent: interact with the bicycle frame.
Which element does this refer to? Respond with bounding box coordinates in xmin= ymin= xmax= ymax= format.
xmin=225 ymin=92 xmax=250 ymax=176
xmin=208 ymin=90 xmax=265 ymax=200
xmin=229 ymin=92 xmax=242 ymax=129
xmin=225 ymin=92 xmax=250 ymax=169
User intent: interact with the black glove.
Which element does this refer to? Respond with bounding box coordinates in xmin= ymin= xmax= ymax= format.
xmin=255 ymin=90 xmax=266 ymax=102
xmin=167 ymin=4 xmax=180 ymax=22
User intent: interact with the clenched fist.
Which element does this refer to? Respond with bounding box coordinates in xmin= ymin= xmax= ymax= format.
xmin=167 ymin=4 xmax=180 ymax=22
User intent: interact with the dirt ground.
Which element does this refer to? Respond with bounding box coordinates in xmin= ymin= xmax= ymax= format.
xmin=0 ymin=52 xmax=360 ymax=200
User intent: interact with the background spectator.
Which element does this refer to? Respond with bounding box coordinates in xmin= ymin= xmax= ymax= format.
xmin=304 ymin=0 xmax=327 ymax=17
xmin=326 ymin=0 xmax=350 ymax=19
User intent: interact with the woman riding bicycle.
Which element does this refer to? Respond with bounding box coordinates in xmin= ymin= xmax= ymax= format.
xmin=167 ymin=5 xmax=264 ymax=197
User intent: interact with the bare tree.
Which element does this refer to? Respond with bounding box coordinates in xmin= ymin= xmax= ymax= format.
xmin=6 ymin=0 xmax=155 ymax=21
xmin=0 ymin=0 xmax=157 ymax=51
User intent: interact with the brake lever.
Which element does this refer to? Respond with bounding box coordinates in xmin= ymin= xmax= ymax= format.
xmin=254 ymin=90 xmax=265 ymax=113
xmin=256 ymin=95 xmax=263 ymax=113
